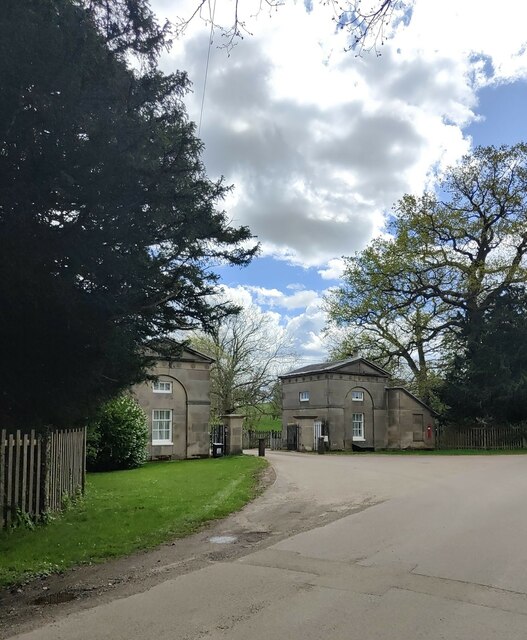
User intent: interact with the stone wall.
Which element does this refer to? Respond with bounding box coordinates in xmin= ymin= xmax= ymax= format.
xmin=132 ymin=355 xmax=211 ymax=460
xmin=386 ymin=388 xmax=435 ymax=449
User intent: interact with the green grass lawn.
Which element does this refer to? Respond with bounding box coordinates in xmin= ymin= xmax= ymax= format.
xmin=0 ymin=455 xmax=267 ymax=588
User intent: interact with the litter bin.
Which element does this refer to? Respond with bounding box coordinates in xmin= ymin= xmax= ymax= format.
xmin=258 ymin=438 xmax=266 ymax=457
xmin=317 ymin=436 xmax=325 ymax=455
xmin=212 ymin=442 xmax=224 ymax=458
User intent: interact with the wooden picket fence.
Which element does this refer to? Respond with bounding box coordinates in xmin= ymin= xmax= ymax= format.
xmin=436 ymin=424 xmax=527 ymax=450
xmin=0 ymin=426 xmax=86 ymax=528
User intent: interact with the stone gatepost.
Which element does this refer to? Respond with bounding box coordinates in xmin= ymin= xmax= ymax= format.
xmin=221 ymin=414 xmax=244 ymax=455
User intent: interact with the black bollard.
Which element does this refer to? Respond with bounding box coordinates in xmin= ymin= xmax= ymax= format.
xmin=258 ymin=438 xmax=266 ymax=457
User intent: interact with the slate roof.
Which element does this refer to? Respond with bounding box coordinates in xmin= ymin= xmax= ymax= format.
xmin=279 ymin=356 xmax=390 ymax=379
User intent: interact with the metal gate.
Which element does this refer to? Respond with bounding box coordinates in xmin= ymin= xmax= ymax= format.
xmin=286 ymin=424 xmax=299 ymax=451
xmin=313 ymin=420 xmax=323 ymax=449
xmin=210 ymin=424 xmax=227 ymax=450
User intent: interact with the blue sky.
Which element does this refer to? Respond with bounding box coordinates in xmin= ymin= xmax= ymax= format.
xmin=466 ymin=82 xmax=527 ymax=146
xmin=151 ymin=0 xmax=527 ymax=363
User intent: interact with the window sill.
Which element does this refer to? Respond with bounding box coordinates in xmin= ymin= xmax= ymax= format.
xmin=153 ymin=390 xmax=171 ymax=394
xmin=352 ymin=437 xmax=366 ymax=442
xmin=152 ymin=441 xmax=173 ymax=446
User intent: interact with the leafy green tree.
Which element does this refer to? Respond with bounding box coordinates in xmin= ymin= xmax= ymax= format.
xmin=87 ymin=395 xmax=148 ymax=471
xmin=0 ymin=0 xmax=256 ymax=428
xmin=328 ymin=144 xmax=527 ymax=410
xmin=389 ymin=145 xmax=527 ymax=347
xmin=268 ymin=380 xmax=283 ymax=421
xmin=325 ymin=238 xmax=452 ymax=405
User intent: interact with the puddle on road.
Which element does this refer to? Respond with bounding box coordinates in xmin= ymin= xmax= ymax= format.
xmin=208 ymin=535 xmax=238 ymax=545
xmin=33 ymin=591 xmax=79 ymax=605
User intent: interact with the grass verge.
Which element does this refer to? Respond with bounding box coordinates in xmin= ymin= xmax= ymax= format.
xmin=0 ymin=455 xmax=267 ymax=588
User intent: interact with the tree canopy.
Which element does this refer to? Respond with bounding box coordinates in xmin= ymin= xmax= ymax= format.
xmin=327 ymin=144 xmax=527 ymax=416
xmin=0 ymin=0 xmax=257 ymax=428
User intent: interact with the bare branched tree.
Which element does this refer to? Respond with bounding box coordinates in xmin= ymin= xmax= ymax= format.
xmin=190 ymin=305 xmax=296 ymax=420
xmin=327 ymin=0 xmax=408 ymax=55
xmin=173 ymin=0 xmax=412 ymax=55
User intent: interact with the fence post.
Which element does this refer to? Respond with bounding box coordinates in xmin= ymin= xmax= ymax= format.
xmin=39 ymin=427 xmax=51 ymax=518
xmin=0 ymin=429 xmax=5 ymax=528
xmin=81 ymin=426 xmax=87 ymax=494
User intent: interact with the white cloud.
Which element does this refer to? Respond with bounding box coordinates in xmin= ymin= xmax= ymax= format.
xmin=318 ymin=258 xmax=346 ymax=281
xmin=152 ymin=0 xmax=527 ymax=269
xmin=216 ymin=284 xmax=254 ymax=309
xmin=395 ymin=1 xmax=527 ymax=85
xmin=151 ymin=0 xmax=527 ymax=358
xmin=246 ymin=285 xmax=320 ymax=310
xmin=284 ymin=296 xmax=328 ymax=362
xmin=211 ymin=283 xmax=329 ymax=362
xmin=286 ymin=283 xmax=307 ymax=291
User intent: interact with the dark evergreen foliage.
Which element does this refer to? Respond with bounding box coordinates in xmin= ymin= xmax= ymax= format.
xmin=0 ymin=0 xmax=257 ymax=428
xmin=440 ymin=287 xmax=527 ymax=424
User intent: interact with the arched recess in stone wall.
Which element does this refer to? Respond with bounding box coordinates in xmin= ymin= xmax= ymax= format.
xmin=343 ymin=386 xmax=375 ymax=448
xmin=162 ymin=375 xmax=188 ymax=455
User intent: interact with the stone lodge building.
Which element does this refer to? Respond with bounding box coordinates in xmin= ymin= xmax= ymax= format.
xmin=280 ymin=357 xmax=436 ymax=451
xmin=132 ymin=344 xmax=213 ymax=460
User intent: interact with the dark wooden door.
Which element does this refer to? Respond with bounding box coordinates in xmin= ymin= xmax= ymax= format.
xmin=286 ymin=424 xmax=298 ymax=450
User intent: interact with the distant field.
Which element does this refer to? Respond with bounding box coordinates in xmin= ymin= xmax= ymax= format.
xmin=252 ymin=414 xmax=281 ymax=431
xmin=245 ymin=403 xmax=282 ymax=432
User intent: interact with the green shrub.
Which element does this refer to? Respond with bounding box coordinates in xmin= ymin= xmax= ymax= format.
xmin=87 ymin=395 xmax=148 ymax=471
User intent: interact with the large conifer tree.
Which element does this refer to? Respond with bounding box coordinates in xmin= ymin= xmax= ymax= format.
xmin=0 ymin=0 xmax=257 ymax=427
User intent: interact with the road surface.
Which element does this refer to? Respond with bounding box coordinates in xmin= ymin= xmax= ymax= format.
xmin=5 ymin=451 xmax=527 ymax=639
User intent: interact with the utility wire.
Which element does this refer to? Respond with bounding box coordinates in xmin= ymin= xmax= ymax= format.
xmin=198 ymin=0 xmax=217 ymax=136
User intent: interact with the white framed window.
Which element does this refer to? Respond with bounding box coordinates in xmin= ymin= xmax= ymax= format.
xmin=152 ymin=409 xmax=172 ymax=444
xmin=153 ymin=380 xmax=172 ymax=393
xmin=351 ymin=390 xmax=364 ymax=402
xmin=299 ymin=391 xmax=310 ymax=402
xmin=352 ymin=413 xmax=364 ymax=441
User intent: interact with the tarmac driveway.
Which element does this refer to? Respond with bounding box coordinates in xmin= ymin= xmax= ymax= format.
xmin=4 ymin=451 xmax=527 ymax=639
